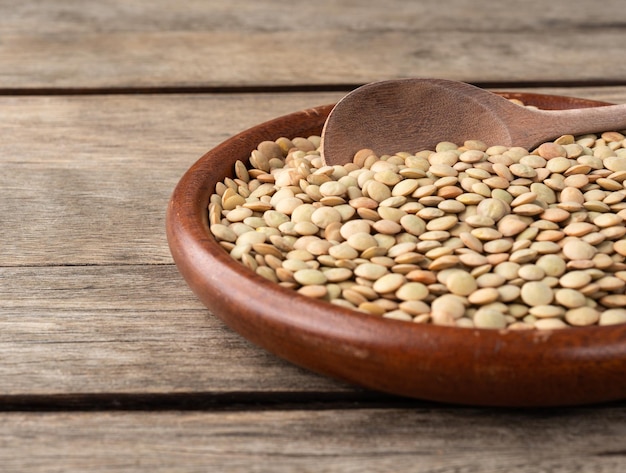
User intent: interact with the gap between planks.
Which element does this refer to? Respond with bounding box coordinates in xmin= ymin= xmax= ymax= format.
xmin=3 ymin=80 xmax=626 ymax=97
xmin=0 ymin=391 xmax=420 ymax=412
xmin=0 ymin=391 xmax=623 ymax=413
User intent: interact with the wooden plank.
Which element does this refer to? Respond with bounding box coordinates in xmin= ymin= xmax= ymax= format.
xmin=2 ymin=0 xmax=626 ymax=88
xmin=0 ymin=92 xmax=345 ymax=266
xmin=0 ymin=408 xmax=624 ymax=472
xmin=6 ymin=0 xmax=624 ymax=33
xmin=0 ymin=265 xmax=357 ymax=396
xmin=2 ymin=89 xmax=626 ymax=267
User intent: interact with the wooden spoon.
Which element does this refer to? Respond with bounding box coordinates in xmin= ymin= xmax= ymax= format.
xmin=320 ymin=78 xmax=626 ymax=165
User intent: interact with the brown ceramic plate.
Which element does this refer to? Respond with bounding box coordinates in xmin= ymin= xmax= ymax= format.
xmin=166 ymin=92 xmax=626 ymax=407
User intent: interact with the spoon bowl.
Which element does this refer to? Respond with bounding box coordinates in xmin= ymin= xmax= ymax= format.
xmin=321 ymin=78 xmax=626 ymax=165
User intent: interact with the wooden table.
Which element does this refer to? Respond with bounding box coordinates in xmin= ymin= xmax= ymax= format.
xmin=1 ymin=1 xmax=625 ymax=471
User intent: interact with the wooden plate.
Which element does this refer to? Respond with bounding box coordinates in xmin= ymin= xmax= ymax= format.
xmin=166 ymin=92 xmax=626 ymax=407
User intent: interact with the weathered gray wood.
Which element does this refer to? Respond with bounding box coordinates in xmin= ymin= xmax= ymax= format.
xmin=6 ymin=0 xmax=624 ymax=33
xmin=0 ymin=92 xmax=344 ymax=266
xmin=0 ymin=264 xmax=360 ymax=396
xmin=2 ymin=89 xmax=625 ymax=267
xmin=0 ymin=408 xmax=624 ymax=472
xmin=1 ymin=0 xmax=626 ymax=88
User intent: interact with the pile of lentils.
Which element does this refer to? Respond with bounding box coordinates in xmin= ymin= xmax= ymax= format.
xmin=209 ymin=128 xmax=626 ymax=330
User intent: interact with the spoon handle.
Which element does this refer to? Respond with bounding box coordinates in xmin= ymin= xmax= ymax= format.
xmin=529 ymin=103 xmax=626 ymax=147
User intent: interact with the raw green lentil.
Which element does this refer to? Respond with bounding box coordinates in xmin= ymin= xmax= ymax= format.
xmin=209 ymin=122 xmax=626 ymax=330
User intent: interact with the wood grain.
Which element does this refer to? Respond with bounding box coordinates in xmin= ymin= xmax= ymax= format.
xmin=0 ymin=408 xmax=624 ymax=472
xmin=0 ymin=264 xmax=360 ymax=396
xmin=2 ymin=0 xmax=626 ymax=89
xmin=0 ymin=92 xmax=344 ymax=266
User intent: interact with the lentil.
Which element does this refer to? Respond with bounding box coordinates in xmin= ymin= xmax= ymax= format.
xmin=209 ymin=123 xmax=626 ymax=329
